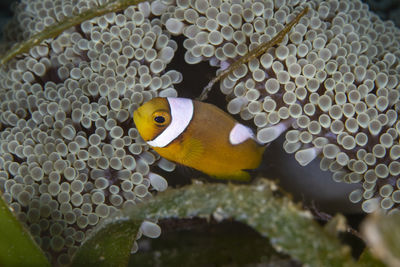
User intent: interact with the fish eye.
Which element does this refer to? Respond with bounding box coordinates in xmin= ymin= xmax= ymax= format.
xmin=154 ymin=116 xmax=165 ymax=123
xmin=152 ymin=110 xmax=170 ymax=126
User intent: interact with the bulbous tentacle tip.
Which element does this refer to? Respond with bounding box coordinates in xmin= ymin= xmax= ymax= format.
xmin=257 ymin=119 xmax=294 ymax=144
xmin=295 ymin=147 xmax=321 ymax=166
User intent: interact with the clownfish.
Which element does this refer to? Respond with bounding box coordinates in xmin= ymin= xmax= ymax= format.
xmin=133 ymin=97 xmax=265 ymax=181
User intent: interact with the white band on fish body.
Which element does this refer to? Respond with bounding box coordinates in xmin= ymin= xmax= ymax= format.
xmin=147 ymin=97 xmax=194 ymax=148
xmin=229 ymin=123 xmax=255 ymax=145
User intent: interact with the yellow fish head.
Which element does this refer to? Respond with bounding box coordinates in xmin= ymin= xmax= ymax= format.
xmin=133 ymin=97 xmax=172 ymax=142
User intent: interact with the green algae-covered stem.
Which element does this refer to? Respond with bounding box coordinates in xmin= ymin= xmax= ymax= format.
xmin=198 ymin=6 xmax=309 ymax=101
xmin=362 ymin=213 xmax=400 ymax=267
xmin=0 ymin=0 xmax=153 ymax=66
xmin=73 ymin=179 xmax=356 ymax=266
xmin=0 ymin=193 xmax=50 ymax=266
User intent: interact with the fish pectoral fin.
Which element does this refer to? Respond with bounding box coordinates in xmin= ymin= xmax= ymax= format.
xmin=213 ymin=170 xmax=251 ymax=182
xmin=179 ymin=137 xmax=204 ymax=165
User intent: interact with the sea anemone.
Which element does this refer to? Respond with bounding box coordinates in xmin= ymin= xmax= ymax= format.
xmin=1 ymin=0 xmax=400 ymax=264
xmin=163 ymin=0 xmax=400 ymax=213
xmin=0 ymin=0 xmax=179 ymax=264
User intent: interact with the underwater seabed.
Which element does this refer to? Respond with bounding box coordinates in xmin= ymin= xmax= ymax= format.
xmin=0 ymin=0 xmax=400 ymax=266
xmin=0 ymin=0 xmax=397 ymax=218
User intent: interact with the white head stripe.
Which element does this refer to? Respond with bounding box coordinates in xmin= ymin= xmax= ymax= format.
xmin=229 ymin=123 xmax=254 ymax=145
xmin=147 ymin=97 xmax=194 ymax=148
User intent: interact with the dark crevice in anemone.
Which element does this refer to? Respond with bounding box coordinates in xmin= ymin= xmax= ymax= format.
xmin=167 ymin=35 xmax=221 ymax=102
xmin=74 ymin=24 xmax=86 ymax=41
xmin=119 ymin=114 xmax=135 ymax=137
xmin=31 ymin=64 xmax=65 ymax=91
xmin=41 ymin=67 xmax=62 ymax=85
xmin=80 ymin=119 xmax=97 ymax=138
xmin=12 ymin=154 xmax=24 ymax=164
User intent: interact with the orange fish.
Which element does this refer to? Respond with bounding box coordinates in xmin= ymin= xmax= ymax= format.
xmin=133 ymin=97 xmax=265 ymax=180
